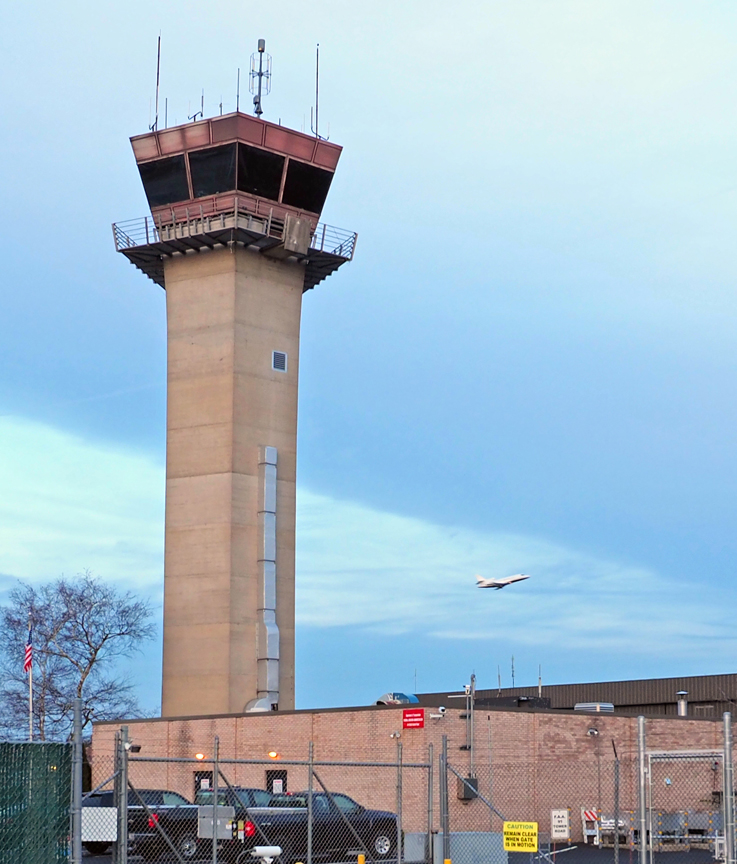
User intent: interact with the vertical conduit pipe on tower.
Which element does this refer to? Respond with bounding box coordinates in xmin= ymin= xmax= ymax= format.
xmin=245 ymin=446 xmax=280 ymax=712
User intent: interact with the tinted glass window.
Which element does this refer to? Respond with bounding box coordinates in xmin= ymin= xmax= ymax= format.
xmin=331 ymin=794 xmax=360 ymax=813
xmin=237 ymin=143 xmax=284 ymax=201
xmin=281 ymin=160 xmax=333 ymax=213
xmin=270 ymin=795 xmax=306 ymax=808
xmin=248 ymin=790 xmax=273 ymax=806
xmin=138 ymin=156 xmax=190 ymax=207
xmin=189 ymin=144 xmax=237 ymax=198
xmin=195 ymin=790 xmax=229 ymax=806
xmin=313 ymin=796 xmax=330 ymax=814
xmin=136 ymin=791 xmax=163 ymax=806
xmin=162 ymin=792 xmax=190 ymax=806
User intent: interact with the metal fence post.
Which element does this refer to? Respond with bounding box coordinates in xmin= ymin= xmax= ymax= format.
xmin=613 ymin=741 xmax=620 ymax=864
xmin=213 ymin=735 xmax=220 ymax=864
xmin=397 ymin=739 xmax=403 ymax=864
xmin=113 ymin=731 xmax=121 ymax=864
xmin=71 ymin=697 xmax=83 ymax=864
xmin=724 ymin=713 xmax=735 ymax=864
xmin=427 ymin=744 xmax=434 ymax=864
xmin=441 ymin=734 xmax=450 ymax=864
xmin=113 ymin=726 xmax=129 ymax=864
xmin=637 ymin=716 xmax=647 ymax=864
xmin=308 ymin=741 xmax=314 ymax=864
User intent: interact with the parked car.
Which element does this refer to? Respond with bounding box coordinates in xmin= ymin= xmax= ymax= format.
xmin=238 ymin=792 xmax=399 ymax=863
xmin=82 ymin=787 xmax=195 ymax=859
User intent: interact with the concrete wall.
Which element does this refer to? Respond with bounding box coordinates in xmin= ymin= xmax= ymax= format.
xmin=162 ymin=247 xmax=302 ymax=717
xmin=91 ymin=706 xmax=724 ymax=839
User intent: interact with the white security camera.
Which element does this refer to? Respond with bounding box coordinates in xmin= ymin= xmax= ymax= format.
xmin=587 ymin=728 xmax=599 ymax=737
xmin=252 ymin=846 xmax=282 ymax=864
xmin=438 ymin=706 xmax=446 ymax=714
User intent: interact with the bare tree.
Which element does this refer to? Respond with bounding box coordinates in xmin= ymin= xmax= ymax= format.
xmin=0 ymin=571 xmax=156 ymax=740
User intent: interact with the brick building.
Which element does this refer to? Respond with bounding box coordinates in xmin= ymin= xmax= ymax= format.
xmin=91 ymin=703 xmax=725 ymax=841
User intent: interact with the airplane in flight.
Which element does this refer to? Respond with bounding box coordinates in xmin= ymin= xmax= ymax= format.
xmin=475 ymin=573 xmax=530 ymax=590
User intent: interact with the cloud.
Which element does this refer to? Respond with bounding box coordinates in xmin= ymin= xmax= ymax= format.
xmin=296 ymin=489 xmax=737 ymax=661
xmin=0 ymin=416 xmax=164 ymax=590
xmin=1 ymin=414 xmax=733 ymax=673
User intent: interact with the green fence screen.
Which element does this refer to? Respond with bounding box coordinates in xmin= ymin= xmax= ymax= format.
xmin=0 ymin=742 xmax=72 ymax=864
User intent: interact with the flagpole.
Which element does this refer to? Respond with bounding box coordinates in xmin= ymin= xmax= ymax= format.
xmin=26 ymin=612 xmax=32 ymax=742
xmin=28 ymin=662 xmax=32 ymax=742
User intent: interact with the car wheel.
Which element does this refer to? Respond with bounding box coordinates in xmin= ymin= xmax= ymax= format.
xmin=373 ymin=833 xmax=395 ymax=857
xmin=83 ymin=842 xmax=110 ymax=855
xmin=177 ymin=833 xmax=200 ymax=861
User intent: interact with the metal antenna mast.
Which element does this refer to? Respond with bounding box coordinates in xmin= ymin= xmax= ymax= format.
xmin=150 ymin=33 xmax=161 ymax=131
xmin=311 ymin=43 xmax=320 ymax=138
xmin=250 ymin=39 xmax=272 ymax=117
xmin=310 ymin=44 xmax=329 ymax=140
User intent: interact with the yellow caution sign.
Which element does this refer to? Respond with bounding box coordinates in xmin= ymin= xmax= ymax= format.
xmin=503 ymin=821 xmax=539 ymax=852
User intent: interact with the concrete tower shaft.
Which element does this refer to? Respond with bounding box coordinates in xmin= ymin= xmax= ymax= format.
xmin=163 ymin=248 xmax=301 ymax=716
xmin=113 ymin=112 xmax=355 ymax=717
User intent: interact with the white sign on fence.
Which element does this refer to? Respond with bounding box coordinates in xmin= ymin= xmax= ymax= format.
xmin=551 ymin=809 xmax=570 ymax=841
xmin=81 ymin=808 xmax=117 ymax=843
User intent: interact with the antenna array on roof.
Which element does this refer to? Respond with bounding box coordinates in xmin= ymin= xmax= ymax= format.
xmin=249 ymin=39 xmax=272 ymax=117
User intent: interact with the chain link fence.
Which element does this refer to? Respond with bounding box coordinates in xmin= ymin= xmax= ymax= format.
xmin=437 ymin=716 xmax=735 ymax=864
xmin=82 ymin=731 xmax=431 ymax=864
xmin=6 ymin=710 xmax=737 ymax=864
xmin=0 ymin=740 xmax=72 ymax=864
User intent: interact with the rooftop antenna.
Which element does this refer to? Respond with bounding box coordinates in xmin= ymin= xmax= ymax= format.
xmin=538 ymin=664 xmax=542 ymax=698
xmin=250 ymin=39 xmax=271 ymax=118
xmin=188 ymin=89 xmax=203 ymax=123
xmin=497 ymin=665 xmax=502 ymax=696
xmin=236 ymin=68 xmax=240 ymax=112
xmin=311 ymin=43 xmax=320 ymax=138
xmin=511 ymin=655 xmax=515 ymax=689
xmin=150 ymin=33 xmax=161 ymax=131
xmin=310 ymin=44 xmax=329 ymax=141
xmin=164 ymin=97 xmax=168 ymax=129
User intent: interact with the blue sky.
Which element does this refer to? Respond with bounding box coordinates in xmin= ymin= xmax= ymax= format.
xmin=2 ymin=1 xmax=737 ymax=712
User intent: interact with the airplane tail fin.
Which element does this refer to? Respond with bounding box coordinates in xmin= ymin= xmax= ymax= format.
xmin=475 ymin=574 xmax=484 ymax=583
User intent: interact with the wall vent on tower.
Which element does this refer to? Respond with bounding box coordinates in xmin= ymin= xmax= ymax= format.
xmin=272 ymin=351 xmax=287 ymax=372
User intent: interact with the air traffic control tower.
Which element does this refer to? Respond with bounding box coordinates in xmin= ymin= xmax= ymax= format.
xmin=113 ymin=111 xmax=355 ymax=717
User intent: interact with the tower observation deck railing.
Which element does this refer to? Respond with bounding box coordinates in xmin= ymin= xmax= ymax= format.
xmin=112 ymin=201 xmax=357 ymax=262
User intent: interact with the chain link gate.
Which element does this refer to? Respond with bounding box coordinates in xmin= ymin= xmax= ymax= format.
xmin=646 ymin=751 xmax=724 ymax=857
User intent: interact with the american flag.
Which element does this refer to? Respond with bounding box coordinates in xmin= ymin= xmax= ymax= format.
xmin=23 ymin=625 xmax=32 ymax=674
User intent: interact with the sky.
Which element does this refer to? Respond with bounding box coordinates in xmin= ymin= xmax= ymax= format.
xmin=1 ymin=1 xmax=737 ymax=712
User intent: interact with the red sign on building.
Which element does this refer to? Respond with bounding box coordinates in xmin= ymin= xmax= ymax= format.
xmin=402 ymin=708 xmax=425 ymax=729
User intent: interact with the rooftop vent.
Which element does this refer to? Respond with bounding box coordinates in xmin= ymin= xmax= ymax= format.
xmin=574 ymin=702 xmax=614 ymax=714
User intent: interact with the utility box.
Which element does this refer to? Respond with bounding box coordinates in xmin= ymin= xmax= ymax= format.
xmin=198 ymin=805 xmax=235 ymax=840
xmin=457 ymin=775 xmax=479 ymax=800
